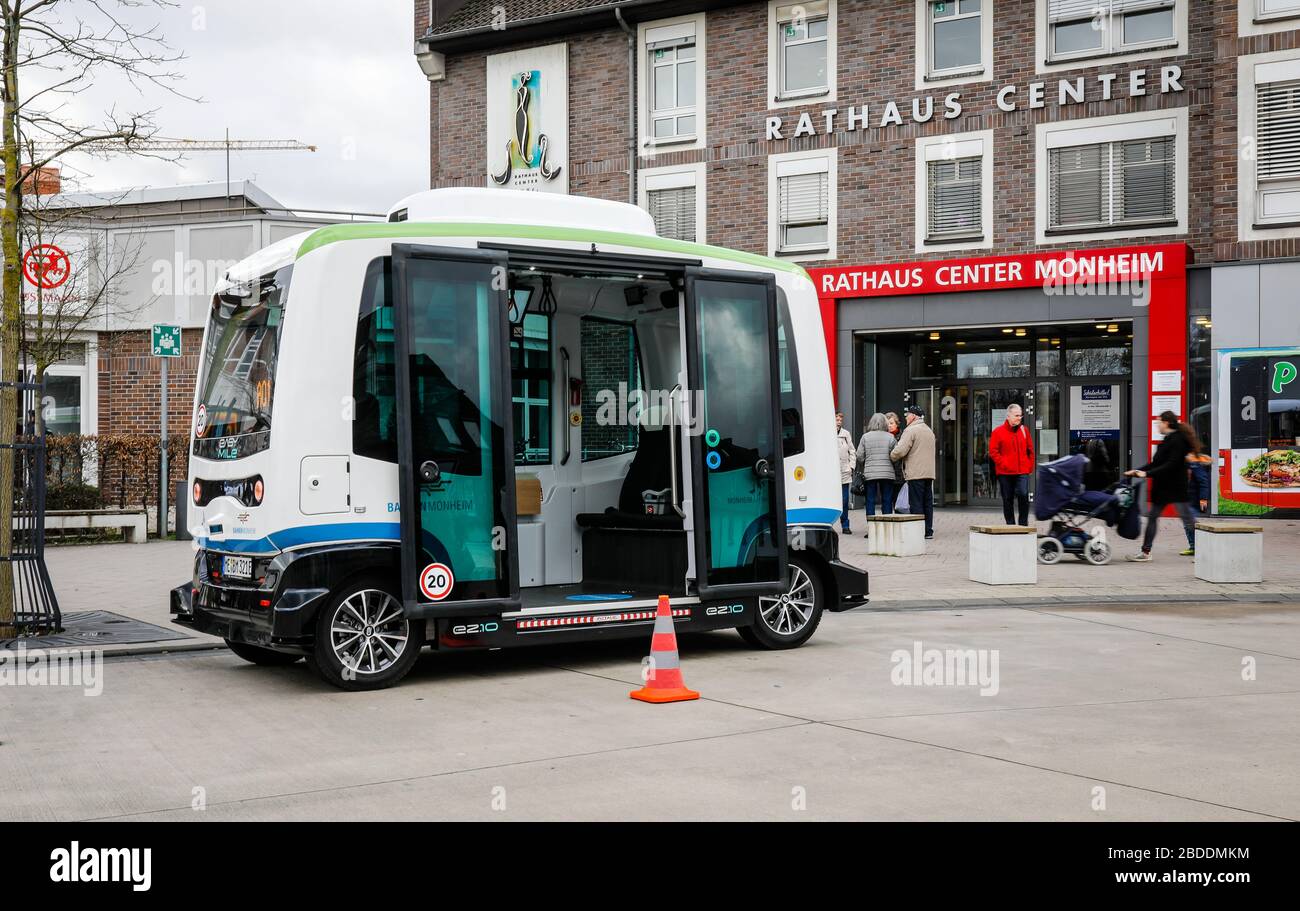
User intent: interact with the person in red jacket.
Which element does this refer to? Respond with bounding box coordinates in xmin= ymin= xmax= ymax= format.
xmin=989 ymin=403 xmax=1035 ymax=526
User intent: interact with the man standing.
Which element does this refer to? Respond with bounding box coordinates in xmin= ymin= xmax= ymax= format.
xmin=835 ymin=412 xmax=855 ymax=535
xmin=890 ymin=405 xmax=936 ymax=539
xmin=989 ymin=403 xmax=1035 ymax=526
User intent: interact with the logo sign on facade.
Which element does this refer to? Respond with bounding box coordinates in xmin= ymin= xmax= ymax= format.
xmin=151 ymin=324 xmax=182 ymax=357
xmin=487 ymin=44 xmax=568 ymax=193
xmin=810 ymin=245 xmax=1184 ymax=300
xmin=22 ymin=244 xmax=70 ymax=290
xmin=764 ymin=65 xmax=1184 ymax=142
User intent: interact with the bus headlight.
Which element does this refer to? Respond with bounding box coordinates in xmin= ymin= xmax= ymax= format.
xmin=252 ymin=478 xmax=264 ymax=505
xmin=193 ymin=481 xmax=202 ymax=504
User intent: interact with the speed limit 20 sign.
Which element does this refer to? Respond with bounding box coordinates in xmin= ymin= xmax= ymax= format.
xmin=419 ymin=563 xmax=454 ymax=601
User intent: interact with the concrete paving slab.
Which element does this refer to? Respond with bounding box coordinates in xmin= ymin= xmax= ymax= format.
xmin=835 ymin=693 xmax=1300 ymax=821
xmin=100 ymin=721 xmax=1271 ymax=822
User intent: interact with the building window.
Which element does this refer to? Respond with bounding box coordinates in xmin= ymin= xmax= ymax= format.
xmin=1254 ymin=77 xmax=1300 ymax=226
xmin=1047 ymin=0 xmax=1178 ymax=64
xmin=650 ymin=41 xmax=695 ymax=141
xmin=930 ymin=0 xmax=982 ymax=74
xmin=929 ymin=158 xmax=983 ymax=240
xmin=640 ymin=163 xmax=705 ymax=243
xmin=1258 ymin=0 xmax=1300 ymax=21
xmin=773 ymin=1 xmax=832 ymax=102
xmin=648 ymin=186 xmax=697 ymax=241
xmin=769 ymin=151 xmax=835 ymax=259
xmin=1239 ymin=52 xmax=1300 ymax=237
xmin=917 ymin=131 xmax=992 ymax=251
xmin=581 ymin=318 xmax=642 ymax=462
xmin=1037 ymin=109 xmax=1186 ymax=242
xmin=639 ymin=16 xmax=705 ymax=151
xmin=1048 ymin=137 xmax=1174 ymax=231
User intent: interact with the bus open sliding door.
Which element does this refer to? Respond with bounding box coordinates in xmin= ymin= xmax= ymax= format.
xmin=683 ymin=267 xmax=788 ymax=599
xmin=391 ymin=244 xmax=519 ymax=617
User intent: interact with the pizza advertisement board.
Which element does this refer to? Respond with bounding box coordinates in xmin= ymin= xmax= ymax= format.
xmin=1217 ymin=348 xmax=1300 ymax=515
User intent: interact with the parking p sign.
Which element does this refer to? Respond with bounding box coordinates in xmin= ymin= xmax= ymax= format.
xmin=152 ymin=324 xmax=182 ymax=357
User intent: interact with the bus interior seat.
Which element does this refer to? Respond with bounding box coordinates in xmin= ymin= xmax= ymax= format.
xmin=575 ymin=402 xmax=682 ymax=532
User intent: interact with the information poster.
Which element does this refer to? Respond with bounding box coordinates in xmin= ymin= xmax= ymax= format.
xmin=1070 ymin=384 xmax=1121 ymax=443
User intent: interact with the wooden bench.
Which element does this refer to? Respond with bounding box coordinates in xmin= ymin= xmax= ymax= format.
xmin=969 ymin=525 xmax=1038 ymax=585
xmin=42 ymin=509 xmax=148 ymax=544
xmin=866 ymin=513 xmax=926 ymax=557
xmin=1194 ymin=521 xmax=1263 ymax=584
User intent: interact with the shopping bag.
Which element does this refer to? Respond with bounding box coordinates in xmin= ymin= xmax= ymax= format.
xmin=895 ymin=483 xmax=910 ymax=513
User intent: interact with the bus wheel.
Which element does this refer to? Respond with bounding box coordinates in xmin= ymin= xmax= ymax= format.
xmin=307 ymin=579 xmax=421 ymax=691
xmin=225 ymin=639 xmax=302 ymax=666
xmin=740 ymin=556 xmax=824 ymax=650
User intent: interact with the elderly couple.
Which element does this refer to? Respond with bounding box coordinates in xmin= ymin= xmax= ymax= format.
xmin=835 ymin=406 xmax=937 ymax=540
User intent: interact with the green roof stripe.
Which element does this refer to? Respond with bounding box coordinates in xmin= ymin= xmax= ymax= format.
xmin=295 ymin=221 xmax=810 ymax=281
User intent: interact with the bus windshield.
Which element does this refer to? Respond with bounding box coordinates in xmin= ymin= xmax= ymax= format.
xmin=193 ymin=265 xmax=291 ymax=455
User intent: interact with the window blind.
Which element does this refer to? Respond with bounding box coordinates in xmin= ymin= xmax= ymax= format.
xmin=647 ymin=186 xmax=697 ymax=242
xmin=779 ymin=171 xmax=829 ymax=227
xmin=1257 ymin=79 xmax=1300 ymax=183
xmin=928 ymin=156 xmax=982 ymax=239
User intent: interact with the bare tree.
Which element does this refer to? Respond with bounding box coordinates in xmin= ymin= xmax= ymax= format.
xmin=1 ymin=0 xmax=186 ymax=635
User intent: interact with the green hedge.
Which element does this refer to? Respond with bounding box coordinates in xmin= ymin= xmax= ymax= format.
xmin=46 ymin=482 xmax=103 ymax=511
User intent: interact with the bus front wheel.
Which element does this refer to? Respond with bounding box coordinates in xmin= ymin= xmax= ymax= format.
xmin=307 ymin=578 xmax=422 ymax=691
xmin=739 ymin=556 xmax=824 ymax=650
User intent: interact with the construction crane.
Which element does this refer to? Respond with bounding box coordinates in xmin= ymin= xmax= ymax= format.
xmin=23 ymin=130 xmax=317 ymax=198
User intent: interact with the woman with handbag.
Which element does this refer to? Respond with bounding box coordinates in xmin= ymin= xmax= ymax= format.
xmin=885 ymin=411 xmax=908 ymax=513
xmin=1123 ymin=411 xmax=1199 ymax=562
xmin=857 ymin=413 xmax=897 ymax=516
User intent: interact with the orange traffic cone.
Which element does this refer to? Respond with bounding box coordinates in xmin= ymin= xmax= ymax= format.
xmin=630 ymin=595 xmax=700 ymax=704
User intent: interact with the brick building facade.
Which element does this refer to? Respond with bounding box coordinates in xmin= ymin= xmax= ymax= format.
xmin=417 ymin=0 xmax=1300 ymax=515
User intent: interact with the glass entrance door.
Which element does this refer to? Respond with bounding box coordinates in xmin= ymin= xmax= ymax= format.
xmin=683 ymin=268 xmax=787 ymax=599
xmin=393 ymin=244 xmax=518 ymax=615
xmin=971 ymin=385 xmax=1029 ymax=506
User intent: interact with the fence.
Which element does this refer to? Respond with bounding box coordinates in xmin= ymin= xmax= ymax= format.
xmin=44 ymin=433 xmax=190 ymax=521
xmin=2 ymin=380 xmax=60 ymax=634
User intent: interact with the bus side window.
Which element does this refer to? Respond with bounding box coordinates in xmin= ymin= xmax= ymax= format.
xmin=777 ymin=291 xmax=805 ymax=457
xmin=511 ymin=310 xmax=552 ymax=466
xmin=581 ymin=317 xmax=643 ymax=461
xmin=353 ymin=257 xmax=399 ymax=463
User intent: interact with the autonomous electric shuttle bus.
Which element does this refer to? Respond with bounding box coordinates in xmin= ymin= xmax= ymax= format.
xmin=171 ymin=189 xmax=868 ymax=689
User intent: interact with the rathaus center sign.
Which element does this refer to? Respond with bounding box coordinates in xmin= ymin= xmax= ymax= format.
xmin=763 ymin=65 xmax=1186 ymax=141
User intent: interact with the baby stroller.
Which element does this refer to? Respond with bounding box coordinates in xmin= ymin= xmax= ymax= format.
xmin=1034 ymin=454 xmax=1143 ymax=565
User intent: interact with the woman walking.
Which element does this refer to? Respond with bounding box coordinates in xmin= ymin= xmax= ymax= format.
xmin=1123 ymin=411 xmax=1198 ymax=562
xmin=856 ymin=413 xmax=897 ymax=516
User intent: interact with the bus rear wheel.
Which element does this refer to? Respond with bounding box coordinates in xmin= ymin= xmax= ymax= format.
xmin=739 ymin=556 xmax=824 ymax=650
xmin=307 ymin=578 xmax=422 ymax=691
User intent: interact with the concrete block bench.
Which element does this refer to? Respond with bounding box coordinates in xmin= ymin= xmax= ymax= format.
xmin=866 ymin=514 xmax=926 ymax=557
xmin=969 ymin=525 xmax=1037 ymax=585
xmin=1194 ymin=522 xmax=1263 ymax=584
xmin=43 ymin=509 xmax=148 ymax=543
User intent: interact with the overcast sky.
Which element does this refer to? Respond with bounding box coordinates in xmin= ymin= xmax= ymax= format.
xmin=46 ymin=0 xmax=430 ymax=216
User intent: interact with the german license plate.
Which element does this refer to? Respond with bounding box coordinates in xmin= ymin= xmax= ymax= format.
xmin=222 ymin=555 xmax=253 ymax=580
